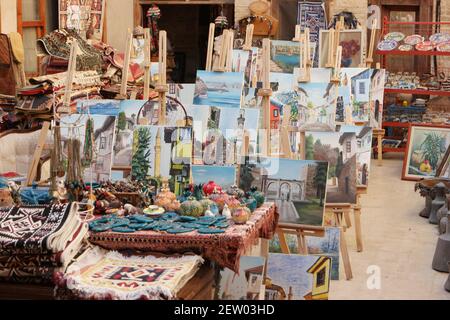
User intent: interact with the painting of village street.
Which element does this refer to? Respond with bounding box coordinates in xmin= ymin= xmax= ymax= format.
xmin=269 ymin=227 xmax=341 ymax=280
xmin=305 ymin=131 xmax=357 ymax=204
xmin=61 ymin=114 xmax=117 ymax=183
xmin=131 ymin=125 xmax=192 ymax=195
xmin=239 ymin=158 xmax=328 ymax=226
xmin=215 ymin=256 xmax=266 ymax=300
xmin=404 ymin=125 xmax=450 ymax=180
xmin=266 ymin=254 xmax=331 ymax=300
xmin=193 ymin=70 xmax=244 ymax=108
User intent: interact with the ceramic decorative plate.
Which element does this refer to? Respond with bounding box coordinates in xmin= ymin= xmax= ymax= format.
xmin=377 ymin=39 xmax=398 ymax=51
xmin=384 ymin=32 xmax=405 ymax=42
xmin=398 ymin=44 xmax=413 ymax=51
xmin=416 ymin=41 xmax=434 ymax=51
xmin=436 ymin=41 xmax=450 ymax=52
xmin=430 ymin=33 xmax=450 ymax=44
xmin=404 ymin=34 xmax=424 ymax=45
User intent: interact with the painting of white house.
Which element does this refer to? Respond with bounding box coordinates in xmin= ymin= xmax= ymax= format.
xmin=192 ymin=165 xmax=236 ymax=190
xmin=369 ymin=69 xmax=386 ymax=129
xmin=268 ymin=226 xmax=340 ymax=280
xmin=188 ymin=105 xmax=260 ymax=166
xmin=339 ymin=125 xmax=373 ymax=185
xmin=239 ymin=158 xmax=328 ymax=226
xmin=215 ymin=256 xmax=266 ymax=300
xmin=167 ymin=83 xmax=196 ymax=107
xmin=193 ymin=70 xmax=245 ymax=108
xmin=266 ymin=254 xmax=331 ymax=300
xmin=61 ymin=114 xmax=117 ymax=183
xmin=131 ymin=126 xmax=192 ymax=195
xmin=305 ymin=131 xmax=357 ymax=204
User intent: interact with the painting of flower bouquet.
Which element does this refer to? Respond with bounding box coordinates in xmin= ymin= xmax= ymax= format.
xmin=403 ymin=124 xmax=450 ymax=181
xmin=319 ymin=30 xmax=363 ymax=68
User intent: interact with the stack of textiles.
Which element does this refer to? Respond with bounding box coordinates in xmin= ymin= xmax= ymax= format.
xmin=54 ymin=246 xmax=204 ymax=300
xmin=0 ymin=203 xmax=88 ymax=284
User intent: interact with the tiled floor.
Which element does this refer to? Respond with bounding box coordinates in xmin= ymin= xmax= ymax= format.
xmin=329 ymin=157 xmax=450 ymax=300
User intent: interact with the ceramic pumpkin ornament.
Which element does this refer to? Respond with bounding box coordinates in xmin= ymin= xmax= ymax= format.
xmin=154 ymin=179 xmax=181 ymax=212
xmin=232 ymin=206 xmax=251 ymax=224
xmin=179 ymin=197 xmax=204 ymax=217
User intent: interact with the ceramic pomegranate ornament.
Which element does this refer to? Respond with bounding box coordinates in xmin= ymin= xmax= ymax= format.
xmin=203 ymin=181 xmax=222 ymax=196
xmin=232 ymin=206 xmax=251 ymax=224
xmin=179 ymin=197 xmax=204 ymax=217
xmin=224 ymin=196 xmax=241 ymax=211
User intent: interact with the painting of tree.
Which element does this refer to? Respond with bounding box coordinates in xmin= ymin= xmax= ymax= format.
xmin=313 ymin=162 xmax=328 ymax=206
xmin=132 ymin=126 xmax=152 ymax=181
xmin=420 ymin=132 xmax=446 ymax=170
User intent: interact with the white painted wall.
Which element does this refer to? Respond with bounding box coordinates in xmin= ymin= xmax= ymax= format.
xmin=105 ymin=0 xmax=134 ymax=52
xmin=0 ymin=0 xmax=18 ymax=34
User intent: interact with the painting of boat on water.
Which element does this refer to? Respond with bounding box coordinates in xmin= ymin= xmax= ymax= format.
xmin=193 ymin=70 xmax=244 ymax=109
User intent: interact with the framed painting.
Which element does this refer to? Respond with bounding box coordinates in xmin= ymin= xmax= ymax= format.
xmin=319 ymin=30 xmax=363 ymax=68
xmin=402 ymin=124 xmax=450 ymax=181
xmin=436 ymin=145 xmax=450 ymax=178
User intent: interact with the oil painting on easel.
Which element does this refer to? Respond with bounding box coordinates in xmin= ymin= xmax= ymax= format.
xmin=269 ymin=227 xmax=340 ymax=280
xmin=215 ymin=256 xmax=265 ymax=300
xmin=60 ymin=114 xmax=116 ymax=183
xmin=193 ymin=71 xmax=244 ymax=108
xmin=266 ymin=254 xmax=331 ymax=300
xmin=403 ymin=124 xmax=450 ymax=181
xmin=131 ymin=125 xmax=192 ymax=195
xmin=192 ymin=165 xmax=236 ymax=190
xmin=239 ymin=158 xmax=328 ymax=226
xmin=305 ymin=131 xmax=357 ymax=204
xmin=319 ymin=30 xmax=363 ymax=68
xmin=270 ymin=40 xmax=314 ymax=74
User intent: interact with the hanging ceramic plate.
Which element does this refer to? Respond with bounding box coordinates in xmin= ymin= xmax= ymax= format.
xmin=384 ymin=32 xmax=405 ymax=42
xmin=404 ymin=34 xmax=424 ymax=45
xmin=377 ymin=39 xmax=398 ymax=51
xmin=430 ymin=33 xmax=450 ymax=44
xmin=437 ymin=41 xmax=450 ymax=52
xmin=398 ymin=44 xmax=413 ymax=51
xmin=416 ymin=41 xmax=434 ymax=51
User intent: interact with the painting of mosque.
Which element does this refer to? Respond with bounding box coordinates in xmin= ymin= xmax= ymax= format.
xmin=238 ymin=157 xmax=328 ymax=226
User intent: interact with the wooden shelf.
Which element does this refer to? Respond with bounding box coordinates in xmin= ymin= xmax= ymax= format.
xmin=382 ymin=121 xmax=411 ymax=128
xmin=376 ymin=49 xmax=450 ymax=56
xmin=382 ymin=147 xmax=406 ymax=153
xmin=384 ymin=88 xmax=450 ymax=96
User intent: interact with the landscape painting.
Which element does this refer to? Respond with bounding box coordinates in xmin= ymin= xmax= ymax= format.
xmin=76 ymin=99 xmax=121 ymax=115
xmin=305 ymin=131 xmax=357 ymax=204
xmin=339 ymin=125 xmax=373 ymax=186
xmin=269 ymin=227 xmax=340 ymax=280
xmin=188 ymin=105 xmax=260 ymax=166
xmin=266 ymin=254 xmax=331 ymax=300
xmin=131 ymin=125 xmax=192 ymax=195
xmin=232 ymin=49 xmax=256 ymax=87
xmin=239 ymin=157 xmax=328 ymax=226
xmin=193 ymin=70 xmax=245 ymax=108
xmin=60 ymin=114 xmax=116 ymax=183
xmin=270 ymin=40 xmax=315 ymax=74
xmin=215 ymin=256 xmax=265 ymax=300
xmin=191 ymin=165 xmax=236 ymax=190
xmin=403 ymin=124 xmax=450 ymax=181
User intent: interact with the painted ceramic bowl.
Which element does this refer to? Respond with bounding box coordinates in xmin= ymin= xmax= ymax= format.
xmin=430 ymin=32 xmax=450 ymax=45
xmin=377 ymin=39 xmax=398 ymax=51
xmin=143 ymin=205 xmax=165 ymax=218
xmin=437 ymin=41 xmax=450 ymax=52
xmin=404 ymin=34 xmax=424 ymax=45
xmin=416 ymin=41 xmax=434 ymax=51
xmin=398 ymin=44 xmax=413 ymax=51
xmin=232 ymin=207 xmax=251 ymax=224
xmin=384 ymin=32 xmax=405 ymax=42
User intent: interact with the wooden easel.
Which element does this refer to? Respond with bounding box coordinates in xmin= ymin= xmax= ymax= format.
xmin=353 ymin=185 xmax=367 ymax=252
xmin=156 ymin=30 xmax=168 ymax=125
xmin=293 ymin=26 xmax=311 ymax=83
xmin=213 ymin=29 xmax=232 ymax=73
xmin=365 ymin=19 xmax=377 ymax=68
xmin=60 ymin=40 xmax=78 ymax=114
xmin=143 ymin=28 xmax=152 ymax=101
xmin=373 ymin=128 xmax=385 ymax=166
xmin=26 ymin=121 xmax=51 ymax=186
xmin=258 ymin=38 xmax=272 ymax=157
xmin=205 ymin=23 xmax=215 ymax=71
xmin=331 ymin=46 xmax=342 ymax=84
xmin=242 ymin=24 xmax=255 ymax=51
xmin=117 ymin=29 xmax=133 ymax=100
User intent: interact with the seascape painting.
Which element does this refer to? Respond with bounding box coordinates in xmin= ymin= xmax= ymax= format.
xmin=215 ymin=256 xmax=266 ymax=300
xmin=270 ymin=40 xmax=315 ymax=74
xmin=239 ymin=158 xmax=328 ymax=226
xmin=191 ymin=165 xmax=236 ymax=190
xmin=269 ymin=227 xmax=340 ymax=280
xmin=76 ymin=99 xmax=121 ymax=115
xmin=266 ymin=254 xmax=331 ymax=300
xmin=60 ymin=114 xmax=116 ymax=183
xmin=193 ymin=70 xmax=245 ymax=108
xmin=403 ymin=125 xmax=450 ymax=181
xmin=131 ymin=125 xmax=192 ymax=195
xmin=305 ymin=131 xmax=357 ymax=204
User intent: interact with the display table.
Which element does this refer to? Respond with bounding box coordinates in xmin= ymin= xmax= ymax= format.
xmin=89 ymin=203 xmax=278 ymax=273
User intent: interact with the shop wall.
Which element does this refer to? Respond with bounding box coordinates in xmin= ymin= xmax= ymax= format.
xmin=0 ymin=0 xmax=17 ymax=34
xmin=235 ymin=0 xmax=253 ymax=24
xmin=105 ymin=0 xmax=134 ymax=52
xmin=438 ymin=0 xmax=450 ymax=70
xmin=329 ymin=0 xmax=368 ymax=28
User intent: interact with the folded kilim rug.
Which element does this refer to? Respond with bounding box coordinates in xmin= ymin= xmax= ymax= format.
xmin=0 ymin=204 xmax=88 ymax=284
xmin=54 ymin=247 xmax=204 ymax=300
xmin=297 ymin=1 xmax=327 ymax=67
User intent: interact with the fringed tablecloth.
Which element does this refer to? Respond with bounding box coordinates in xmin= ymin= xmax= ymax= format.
xmin=89 ymin=203 xmax=278 ymax=273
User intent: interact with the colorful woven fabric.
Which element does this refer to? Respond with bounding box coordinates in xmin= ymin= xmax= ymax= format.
xmin=297 ymin=1 xmax=327 ymax=67
xmin=54 ymin=247 xmax=203 ymax=300
xmin=89 ymin=203 xmax=278 ymax=273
